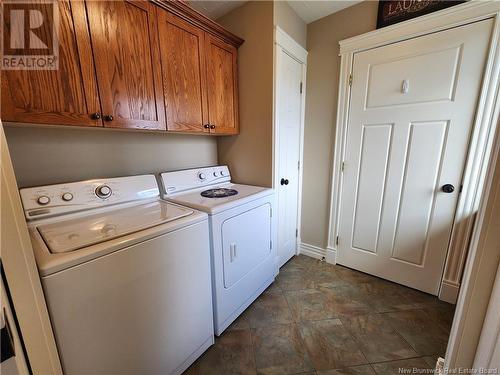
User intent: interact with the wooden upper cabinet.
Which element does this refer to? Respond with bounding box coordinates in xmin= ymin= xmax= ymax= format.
xmin=85 ymin=0 xmax=166 ymax=130
xmin=1 ymin=1 xmax=102 ymax=127
xmin=157 ymin=11 xmax=208 ymax=133
xmin=205 ymin=34 xmax=239 ymax=135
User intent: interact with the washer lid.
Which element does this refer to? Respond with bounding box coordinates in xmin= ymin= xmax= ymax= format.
xmin=37 ymin=201 xmax=193 ymax=253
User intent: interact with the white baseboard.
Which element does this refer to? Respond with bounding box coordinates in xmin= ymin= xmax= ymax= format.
xmin=325 ymin=246 xmax=337 ymax=265
xmin=298 ymin=242 xmax=325 ymax=260
xmin=439 ymin=280 xmax=460 ymax=304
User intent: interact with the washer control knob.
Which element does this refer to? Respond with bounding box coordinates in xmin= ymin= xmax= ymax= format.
xmin=62 ymin=192 xmax=74 ymax=201
xmin=213 ymin=172 xmax=218 ymax=177
xmin=95 ymin=185 xmax=112 ymax=199
xmin=220 ymin=170 xmax=225 ymax=176
xmin=37 ymin=196 xmax=50 ymax=205
xmin=198 ymin=172 xmax=206 ymax=180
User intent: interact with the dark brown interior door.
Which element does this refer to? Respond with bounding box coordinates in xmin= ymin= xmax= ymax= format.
xmin=85 ymin=0 xmax=166 ymax=130
xmin=205 ymin=34 xmax=239 ymax=135
xmin=157 ymin=10 xmax=208 ymax=133
xmin=1 ymin=0 xmax=102 ymax=127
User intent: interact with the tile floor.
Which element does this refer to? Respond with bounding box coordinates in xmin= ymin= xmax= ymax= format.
xmin=184 ymin=255 xmax=455 ymax=375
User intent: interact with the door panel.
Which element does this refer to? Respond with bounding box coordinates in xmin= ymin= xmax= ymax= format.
xmin=338 ymin=19 xmax=493 ymax=294
xmin=366 ymin=47 xmax=461 ymax=108
xmin=1 ymin=0 xmax=101 ymax=127
xmin=222 ymin=204 xmax=271 ymax=288
xmin=86 ymin=1 xmax=165 ymax=130
xmin=391 ymin=122 xmax=447 ymax=265
xmin=277 ymin=50 xmax=303 ymax=267
xmin=205 ymin=34 xmax=238 ymax=134
xmin=352 ymin=124 xmax=392 ymax=253
xmin=157 ymin=11 xmax=208 ymax=133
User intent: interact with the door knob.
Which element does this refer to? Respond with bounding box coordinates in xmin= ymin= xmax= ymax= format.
xmin=280 ymin=178 xmax=289 ymax=186
xmin=442 ymin=184 xmax=455 ymax=193
xmin=103 ymin=114 xmax=114 ymax=122
xmin=203 ymin=124 xmax=210 ymax=129
xmin=90 ymin=112 xmax=101 ymax=120
xmin=210 ymin=124 xmax=216 ymax=129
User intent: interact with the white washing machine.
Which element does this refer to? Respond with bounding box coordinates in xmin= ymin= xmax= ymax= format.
xmin=20 ymin=175 xmax=214 ymax=375
xmin=160 ymin=166 xmax=277 ymax=335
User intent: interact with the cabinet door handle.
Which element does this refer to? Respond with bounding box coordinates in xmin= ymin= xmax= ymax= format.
xmin=210 ymin=124 xmax=216 ymax=129
xmin=203 ymin=124 xmax=210 ymax=129
xmin=103 ymin=115 xmax=114 ymax=122
xmin=90 ymin=112 xmax=101 ymax=120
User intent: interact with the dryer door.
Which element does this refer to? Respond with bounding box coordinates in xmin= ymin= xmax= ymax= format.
xmin=222 ymin=204 xmax=272 ymax=288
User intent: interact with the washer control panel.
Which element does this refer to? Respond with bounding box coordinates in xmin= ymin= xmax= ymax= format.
xmin=20 ymin=175 xmax=159 ymax=220
xmin=161 ymin=166 xmax=231 ymax=195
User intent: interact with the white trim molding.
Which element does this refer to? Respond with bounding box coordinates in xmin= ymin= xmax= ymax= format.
xmin=299 ymin=243 xmax=325 ymax=260
xmin=440 ymin=280 xmax=461 ymax=304
xmin=299 ymin=242 xmax=337 ymax=264
xmin=327 ymin=1 xmax=500 ymax=303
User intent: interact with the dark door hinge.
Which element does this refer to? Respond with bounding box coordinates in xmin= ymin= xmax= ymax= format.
xmin=295 ymin=229 xmax=298 ymax=238
xmin=300 ymin=82 xmax=303 ymax=94
xmin=336 ymin=235 xmax=339 ymax=246
xmin=349 ymin=74 xmax=353 ymax=86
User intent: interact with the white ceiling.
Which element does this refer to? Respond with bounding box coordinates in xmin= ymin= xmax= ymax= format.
xmin=188 ymin=1 xmax=247 ymax=20
xmin=189 ymin=1 xmax=362 ymax=24
xmin=287 ymin=1 xmax=363 ymax=24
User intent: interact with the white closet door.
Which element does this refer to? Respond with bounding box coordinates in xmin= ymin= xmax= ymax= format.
xmin=338 ymin=19 xmax=493 ymax=294
xmin=277 ymin=50 xmax=303 ymax=267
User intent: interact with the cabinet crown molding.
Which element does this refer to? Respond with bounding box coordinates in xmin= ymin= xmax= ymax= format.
xmin=152 ymin=0 xmax=244 ymax=47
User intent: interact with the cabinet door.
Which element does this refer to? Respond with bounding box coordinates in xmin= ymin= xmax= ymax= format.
xmin=86 ymin=1 xmax=166 ymax=130
xmin=205 ymin=34 xmax=239 ymax=135
xmin=157 ymin=11 xmax=208 ymax=133
xmin=1 ymin=1 xmax=101 ymax=127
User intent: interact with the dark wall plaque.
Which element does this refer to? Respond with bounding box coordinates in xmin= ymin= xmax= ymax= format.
xmin=377 ymin=1 xmax=466 ymax=29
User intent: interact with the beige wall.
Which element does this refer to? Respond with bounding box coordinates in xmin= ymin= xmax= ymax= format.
xmin=4 ymin=125 xmax=218 ymax=187
xmin=301 ymin=1 xmax=378 ymax=248
xmin=216 ymin=1 xmax=274 ymax=187
xmin=274 ymin=1 xmax=307 ymax=49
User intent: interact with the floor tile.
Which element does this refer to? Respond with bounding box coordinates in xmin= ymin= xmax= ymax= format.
xmin=371 ymin=357 xmax=433 ymax=375
xmin=334 ymin=266 xmax=379 ymax=284
xmin=299 ymin=319 xmax=367 ymax=371
xmin=263 ymin=281 xmax=283 ymax=295
xmin=318 ymin=284 xmax=373 ymax=318
xmin=353 ymin=281 xmax=417 ymax=313
xmin=184 ymin=329 xmax=256 ymax=375
xmin=423 ymin=355 xmax=438 ymax=368
xmin=306 ymin=267 xmax=346 ymax=289
xmin=276 ymin=268 xmax=313 ymax=292
xmin=252 ymin=323 xmax=314 ymax=375
xmin=226 ymin=310 xmax=251 ymax=331
xmin=341 ymin=314 xmax=418 ymax=363
xmin=245 ymin=292 xmax=294 ymax=328
xmin=285 ymin=289 xmax=339 ymax=322
xmin=317 ymin=365 xmax=376 ymax=375
xmin=383 ymin=309 xmax=450 ymax=356
xmin=282 ymin=255 xmax=318 ymax=273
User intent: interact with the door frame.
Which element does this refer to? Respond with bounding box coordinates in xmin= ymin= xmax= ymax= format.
xmin=1 ymin=123 xmax=63 ymax=374
xmin=327 ymin=1 xmax=500 ymax=303
xmin=273 ymin=26 xmax=308 ymax=267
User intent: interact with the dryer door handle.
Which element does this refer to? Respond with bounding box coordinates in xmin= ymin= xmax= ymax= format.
xmin=230 ymin=243 xmax=237 ymax=262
